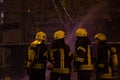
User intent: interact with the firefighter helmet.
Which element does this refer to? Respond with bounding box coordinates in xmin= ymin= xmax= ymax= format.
xmin=35 ymin=31 xmax=46 ymax=41
xmin=54 ymin=30 xmax=65 ymax=39
xmin=75 ymin=28 xmax=88 ymax=37
xmin=94 ymin=33 xmax=107 ymax=41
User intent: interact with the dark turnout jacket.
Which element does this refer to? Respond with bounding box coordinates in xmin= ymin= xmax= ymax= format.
xmin=74 ymin=37 xmax=94 ymax=71
xmin=27 ymin=40 xmax=48 ymax=69
xmin=96 ymin=41 xmax=113 ymax=79
xmin=47 ymin=39 xmax=73 ymax=74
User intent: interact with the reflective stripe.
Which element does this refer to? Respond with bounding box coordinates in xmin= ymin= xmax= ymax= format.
xmin=50 ymin=49 xmax=56 ymax=60
xmin=52 ymin=68 xmax=70 ymax=73
xmin=107 ymin=50 xmax=110 ymax=63
xmin=59 ymin=48 xmax=64 ymax=69
xmin=80 ymin=45 xmax=94 ymax=70
xmin=28 ymin=48 xmax=35 ymax=62
xmin=77 ymin=46 xmax=86 ymax=52
xmin=98 ymin=50 xmax=113 ymax=79
xmin=33 ymin=63 xmax=44 ymax=69
xmin=69 ymin=52 xmax=73 ymax=56
xmin=88 ymin=45 xmax=92 ymax=65
xmin=44 ymin=51 xmax=48 ymax=57
xmin=112 ymin=54 xmax=118 ymax=66
xmin=75 ymin=57 xmax=84 ymax=62
xmin=99 ymin=74 xmax=112 ymax=79
xmin=98 ymin=64 xmax=104 ymax=68
xmin=49 ymin=48 xmax=70 ymax=74
xmin=99 ymin=66 xmax=112 ymax=79
xmin=108 ymin=66 xmax=112 ymax=74
xmin=80 ymin=64 xmax=94 ymax=70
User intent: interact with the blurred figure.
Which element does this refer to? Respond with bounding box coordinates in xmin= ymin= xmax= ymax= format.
xmin=94 ymin=33 xmax=113 ymax=80
xmin=47 ymin=30 xmax=73 ymax=80
xmin=73 ymin=28 xmax=94 ymax=80
xmin=111 ymin=47 xmax=120 ymax=79
xmin=25 ymin=31 xmax=48 ymax=80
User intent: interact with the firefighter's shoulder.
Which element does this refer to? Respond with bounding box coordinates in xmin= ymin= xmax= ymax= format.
xmin=30 ymin=40 xmax=41 ymax=47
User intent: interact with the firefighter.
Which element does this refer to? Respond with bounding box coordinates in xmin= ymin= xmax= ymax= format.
xmin=47 ymin=30 xmax=73 ymax=80
xmin=26 ymin=31 xmax=48 ymax=80
xmin=73 ymin=28 xmax=94 ymax=80
xmin=94 ymin=33 xmax=113 ymax=80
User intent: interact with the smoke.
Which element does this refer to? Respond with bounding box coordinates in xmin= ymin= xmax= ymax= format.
xmin=65 ymin=1 xmax=109 ymax=52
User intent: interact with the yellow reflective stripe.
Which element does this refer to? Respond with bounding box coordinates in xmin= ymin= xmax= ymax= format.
xmin=50 ymin=49 xmax=57 ymax=60
xmin=69 ymin=52 xmax=73 ymax=56
xmin=108 ymin=66 xmax=112 ymax=74
xmin=77 ymin=46 xmax=86 ymax=52
xmin=28 ymin=47 xmax=35 ymax=61
xmin=99 ymin=66 xmax=112 ymax=79
xmin=99 ymin=74 xmax=112 ymax=79
xmin=33 ymin=63 xmax=44 ymax=69
xmin=44 ymin=51 xmax=48 ymax=57
xmin=59 ymin=48 xmax=64 ymax=69
xmin=112 ymin=54 xmax=118 ymax=66
xmin=52 ymin=68 xmax=70 ymax=73
xmin=80 ymin=64 xmax=94 ymax=70
xmin=50 ymin=48 xmax=71 ymax=73
xmin=88 ymin=45 xmax=91 ymax=65
xmin=79 ymin=45 xmax=94 ymax=70
xmin=98 ymin=64 xmax=104 ymax=68
xmin=50 ymin=48 xmax=65 ymax=69
xmin=75 ymin=57 xmax=84 ymax=62
xmin=107 ymin=50 xmax=110 ymax=63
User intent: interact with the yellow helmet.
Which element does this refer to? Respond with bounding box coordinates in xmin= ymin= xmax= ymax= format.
xmin=54 ymin=30 xmax=65 ymax=40
xmin=75 ymin=28 xmax=88 ymax=37
xmin=35 ymin=31 xmax=46 ymax=41
xmin=94 ymin=33 xmax=107 ymax=41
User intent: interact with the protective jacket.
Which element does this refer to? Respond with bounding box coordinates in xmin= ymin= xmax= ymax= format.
xmin=96 ymin=42 xmax=113 ymax=79
xmin=74 ymin=37 xmax=94 ymax=71
xmin=27 ymin=40 xmax=48 ymax=69
xmin=47 ymin=39 xmax=73 ymax=74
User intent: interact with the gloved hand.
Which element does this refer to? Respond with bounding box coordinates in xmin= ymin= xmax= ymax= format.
xmin=47 ymin=63 xmax=53 ymax=70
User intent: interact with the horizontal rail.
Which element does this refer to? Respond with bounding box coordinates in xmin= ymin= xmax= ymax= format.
xmin=0 ymin=42 xmax=119 ymax=46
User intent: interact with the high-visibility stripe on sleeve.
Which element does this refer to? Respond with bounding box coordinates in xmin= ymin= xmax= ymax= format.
xmin=77 ymin=46 xmax=86 ymax=52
